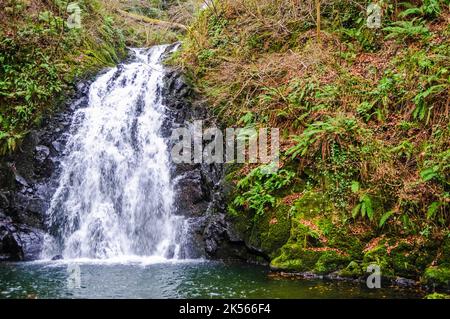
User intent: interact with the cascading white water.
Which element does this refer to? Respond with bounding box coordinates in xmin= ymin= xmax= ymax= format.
xmin=43 ymin=45 xmax=186 ymax=260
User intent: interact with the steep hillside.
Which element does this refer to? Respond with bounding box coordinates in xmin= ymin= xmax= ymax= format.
xmin=178 ymin=0 xmax=450 ymax=288
xmin=0 ymin=0 xmax=199 ymax=154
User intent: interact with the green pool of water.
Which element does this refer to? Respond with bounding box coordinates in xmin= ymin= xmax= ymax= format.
xmin=0 ymin=259 xmax=424 ymax=299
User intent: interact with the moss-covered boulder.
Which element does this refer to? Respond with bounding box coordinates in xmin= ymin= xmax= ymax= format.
xmin=314 ymin=250 xmax=351 ymax=274
xmin=290 ymin=191 xmax=332 ymax=219
xmin=339 ymin=261 xmax=365 ymax=278
xmin=391 ymin=241 xmax=437 ymax=279
xmin=270 ymin=215 xmax=351 ymax=274
xmin=270 ymin=244 xmax=321 ymax=272
xmin=270 ymin=243 xmax=350 ymax=274
xmin=361 ymin=239 xmax=394 ymax=277
xmin=231 ymin=204 xmax=292 ymax=259
xmin=424 ymin=266 xmax=450 ymax=288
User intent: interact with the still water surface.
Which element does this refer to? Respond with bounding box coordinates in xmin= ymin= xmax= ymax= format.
xmin=0 ymin=259 xmax=424 ymax=299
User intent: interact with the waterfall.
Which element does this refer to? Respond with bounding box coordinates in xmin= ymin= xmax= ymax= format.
xmin=42 ymin=45 xmax=186 ymax=260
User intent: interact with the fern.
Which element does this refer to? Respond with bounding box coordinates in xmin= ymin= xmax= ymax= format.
xmin=427 ymin=201 xmax=442 ymax=219
xmin=286 ymin=116 xmax=360 ymax=160
xmin=383 ymin=19 xmax=430 ymax=41
xmin=413 ymin=83 xmax=447 ymax=123
xmin=233 ymin=165 xmax=295 ymax=218
xmin=399 ymin=0 xmax=442 ymax=19
xmin=420 ymin=166 xmax=439 ymax=182
xmin=352 ymin=188 xmax=375 ymax=222
xmin=379 ymin=210 xmax=395 ymax=228
xmin=391 ymin=140 xmax=414 ymax=161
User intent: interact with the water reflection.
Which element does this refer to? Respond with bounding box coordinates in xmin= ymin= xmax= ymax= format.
xmin=0 ymin=261 xmax=424 ymax=299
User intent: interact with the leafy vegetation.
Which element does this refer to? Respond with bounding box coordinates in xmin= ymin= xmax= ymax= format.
xmin=0 ymin=0 xmax=196 ymax=154
xmin=178 ymin=0 xmax=450 ymax=287
xmin=231 ymin=165 xmax=295 ymax=218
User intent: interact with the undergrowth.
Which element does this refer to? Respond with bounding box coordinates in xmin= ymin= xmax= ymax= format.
xmin=0 ymin=0 xmax=197 ymax=154
xmin=178 ymin=0 xmax=450 ymax=279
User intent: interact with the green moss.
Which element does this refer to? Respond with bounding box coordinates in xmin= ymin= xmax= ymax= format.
xmin=318 ymin=219 xmax=365 ymax=260
xmin=314 ymin=251 xmax=350 ymax=274
xmin=362 ymin=241 xmax=394 ymax=277
xmin=270 ymin=244 xmax=349 ymax=274
xmin=230 ymin=204 xmax=292 ymax=259
xmin=439 ymin=237 xmax=450 ymax=267
xmin=270 ymin=217 xmax=351 ymax=274
xmin=391 ymin=250 xmax=419 ymax=278
xmin=259 ymin=206 xmax=292 ymax=258
xmin=270 ymin=244 xmax=321 ymax=272
xmin=288 ymin=219 xmax=321 ymax=247
xmin=424 ymin=293 xmax=450 ymax=299
xmin=390 ymin=241 xmax=437 ymax=278
xmin=424 ymin=266 xmax=450 ymax=287
xmin=290 ymin=191 xmax=331 ymax=219
xmin=339 ymin=261 xmax=365 ymax=278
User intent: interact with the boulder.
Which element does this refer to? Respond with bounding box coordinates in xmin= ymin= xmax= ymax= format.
xmin=0 ymin=215 xmax=44 ymax=261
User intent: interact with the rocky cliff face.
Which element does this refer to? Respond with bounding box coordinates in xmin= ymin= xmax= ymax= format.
xmin=161 ymin=56 xmax=269 ymax=263
xmin=0 ymin=80 xmax=93 ymax=261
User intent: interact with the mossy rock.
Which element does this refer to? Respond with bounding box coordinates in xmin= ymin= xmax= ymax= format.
xmin=361 ymin=237 xmax=438 ymax=280
xmin=438 ymin=237 xmax=450 ymax=267
xmin=314 ymin=251 xmax=351 ymax=274
xmin=291 ymin=191 xmax=332 ymax=219
xmin=362 ymin=240 xmax=394 ymax=277
xmin=389 ymin=241 xmax=436 ymax=278
xmin=339 ymin=261 xmax=365 ymax=278
xmin=270 ymin=245 xmax=322 ymax=272
xmin=424 ymin=266 xmax=450 ymax=288
xmin=391 ymin=249 xmax=419 ymax=278
xmin=231 ymin=204 xmax=291 ymax=259
xmin=259 ymin=205 xmax=292 ymax=258
xmin=316 ymin=218 xmax=365 ymax=260
xmin=270 ymin=242 xmax=349 ymax=274
xmin=424 ymin=292 xmax=450 ymax=299
xmin=288 ymin=219 xmax=322 ymax=247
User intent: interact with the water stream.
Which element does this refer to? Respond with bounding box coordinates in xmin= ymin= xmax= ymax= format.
xmin=42 ymin=45 xmax=186 ymax=260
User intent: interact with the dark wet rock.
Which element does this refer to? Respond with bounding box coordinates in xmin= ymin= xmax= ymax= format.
xmin=174 ymin=168 xmax=213 ymax=217
xmin=203 ymin=211 xmax=269 ymax=263
xmin=16 ymin=226 xmax=44 ymax=261
xmin=204 ymin=214 xmax=224 ymax=255
xmin=35 ymin=145 xmax=50 ymax=163
xmin=14 ymin=173 xmax=30 ymax=188
xmin=162 ymin=62 xmax=266 ymax=262
xmin=51 ymin=141 xmax=64 ymax=153
xmin=0 ymin=78 xmax=91 ymax=262
xmin=0 ymin=215 xmax=44 ymax=261
xmin=0 ymin=217 xmax=22 ymax=261
xmin=394 ymin=277 xmax=418 ymax=287
xmin=10 ymin=193 xmax=46 ymax=228
xmin=51 ymin=254 xmax=63 ymax=261
xmin=76 ymin=81 xmax=91 ymax=97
